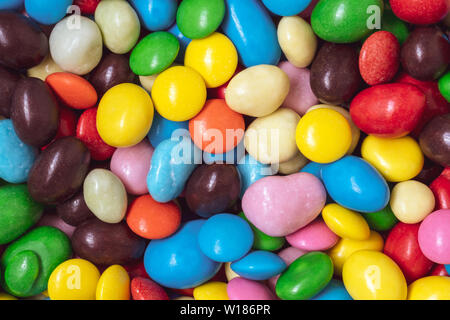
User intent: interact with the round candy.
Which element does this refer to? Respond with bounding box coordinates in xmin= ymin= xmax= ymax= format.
xmin=130 ymin=0 xmax=177 ymax=31
xmin=198 ymin=214 xmax=253 ymax=262
xmin=295 ymin=108 xmax=352 ymax=163
xmin=185 ymin=32 xmax=237 ymax=88
xmin=151 ymin=66 xmax=206 ymax=122
xmin=0 ymin=66 xmax=21 ymax=118
xmin=262 ymin=0 xmax=311 ymax=16
xmin=177 ymin=0 xmax=225 ymax=39
xmin=438 ymin=71 xmax=450 ymax=102
xmin=56 ymin=191 xmax=94 ymax=227
xmin=322 ymin=203 xmax=370 ymax=241
xmin=230 ymin=251 xmax=286 ymax=281
xmin=49 ymin=16 xmax=103 ymax=75
xmin=408 ymin=276 xmax=450 ymax=300
xmin=418 ymin=209 xmax=450 ymax=264
xmin=74 ymin=0 xmax=100 ymax=14
xmin=227 ymin=278 xmax=275 ymax=300
xmin=381 ymin=9 xmax=409 ymax=45
xmin=312 ymin=279 xmax=352 ymax=300
xmin=97 ymin=83 xmax=154 ymax=148
xmin=131 ymin=277 xmax=169 ymax=300
xmin=96 ymin=265 xmax=130 ymax=300
xmin=126 ymin=195 xmax=181 ymax=240
xmin=193 ymin=281 xmax=229 ymax=300
xmin=25 ymin=0 xmax=72 ymax=25
xmin=390 ymin=0 xmax=448 ymax=25
xmin=430 ymin=168 xmax=450 ymax=210
xmin=238 ymin=213 xmax=285 ymax=252
xmin=390 ymin=180 xmax=435 ymax=224
xmin=48 ymin=259 xmax=100 ymax=300
xmin=342 ymin=250 xmax=407 ymax=300
xmin=0 ymin=0 xmax=23 ymax=10
xmin=285 ymin=218 xmax=339 ymax=251
xmin=147 ymin=111 xmax=189 ymax=148
xmin=361 ymin=205 xmax=398 ymax=232
xmin=278 ymin=152 xmax=308 ymax=175
xmin=419 ymin=114 xmax=450 ymax=167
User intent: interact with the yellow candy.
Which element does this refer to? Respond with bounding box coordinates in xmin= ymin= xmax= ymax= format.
xmin=97 ymin=83 xmax=154 ymax=147
xmin=361 ymin=135 xmax=424 ymax=182
xmin=296 ymin=108 xmax=352 ymax=163
xmin=0 ymin=292 xmax=17 ymax=300
xmin=390 ymin=180 xmax=435 ymax=224
xmin=185 ymin=32 xmax=238 ymax=88
xmin=327 ymin=231 xmax=384 ymax=276
xmin=151 ymin=66 xmax=206 ymax=121
xmin=225 ymin=262 xmax=240 ymax=282
xmin=408 ymin=276 xmax=450 ymax=300
xmin=96 ymin=265 xmax=130 ymax=300
xmin=342 ymin=250 xmax=407 ymax=300
xmin=322 ymin=203 xmax=370 ymax=241
xmin=193 ymin=281 xmax=229 ymax=300
xmin=48 ymin=259 xmax=100 ymax=300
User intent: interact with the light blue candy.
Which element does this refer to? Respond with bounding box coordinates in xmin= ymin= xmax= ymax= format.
xmin=312 ymin=279 xmax=353 ymax=300
xmin=0 ymin=0 xmax=23 ymax=10
xmin=25 ymin=0 xmax=72 ymax=25
xmin=203 ymin=140 xmax=245 ymax=165
xmin=237 ymin=154 xmax=274 ymax=198
xmin=0 ymin=120 xmax=37 ymax=184
xmin=300 ymin=161 xmax=324 ymax=180
xmin=222 ymin=0 xmax=281 ymax=67
xmin=321 ymin=155 xmax=390 ymax=213
xmin=261 ymin=0 xmax=311 ymax=16
xmin=198 ymin=213 xmax=253 ymax=262
xmin=167 ymin=23 xmax=191 ymax=63
xmin=231 ymin=250 xmax=286 ymax=280
xmin=147 ymin=111 xmax=189 ymax=148
xmin=445 ymin=264 xmax=450 ymax=275
xmin=147 ymin=136 xmax=199 ymax=203
xmin=131 ymin=0 xmax=177 ymax=31
xmin=144 ymin=220 xmax=221 ymax=289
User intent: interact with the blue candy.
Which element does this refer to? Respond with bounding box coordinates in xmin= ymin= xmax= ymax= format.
xmin=321 ymin=155 xmax=390 ymax=213
xmin=144 ymin=220 xmax=221 ymax=289
xmin=147 ymin=111 xmax=189 ymax=148
xmin=230 ymin=250 xmax=286 ymax=280
xmin=237 ymin=154 xmax=274 ymax=197
xmin=131 ymin=0 xmax=177 ymax=31
xmin=198 ymin=213 xmax=254 ymax=262
xmin=25 ymin=0 xmax=73 ymax=25
xmin=445 ymin=264 xmax=450 ymax=275
xmin=222 ymin=0 xmax=281 ymax=67
xmin=261 ymin=0 xmax=311 ymax=16
xmin=312 ymin=279 xmax=353 ymax=300
xmin=300 ymin=161 xmax=324 ymax=180
xmin=0 ymin=120 xmax=37 ymax=184
xmin=147 ymin=136 xmax=199 ymax=202
xmin=167 ymin=23 xmax=191 ymax=63
xmin=0 ymin=0 xmax=23 ymax=10
xmin=203 ymin=140 xmax=245 ymax=165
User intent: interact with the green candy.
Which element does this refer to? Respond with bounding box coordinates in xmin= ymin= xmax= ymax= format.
xmin=0 ymin=184 xmax=43 ymax=245
xmin=311 ymin=0 xmax=384 ymax=43
xmin=362 ymin=205 xmax=398 ymax=232
xmin=438 ymin=71 xmax=450 ymax=103
xmin=1 ymin=226 xmax=72 ymax=297
xmin=129 ymin=31 xmax=179 ymax=76
xmin=239 ymin=212 xmax=285 ymax=251
xmin=176 ymin=0 xmax=225 ymax=39
xmin=276 ymin=252 xmax=333 ymax=300
xmin=381 ymin=9 xmax=409 ymax=45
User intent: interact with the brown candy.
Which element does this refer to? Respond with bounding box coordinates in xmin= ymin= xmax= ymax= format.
xmin=185 ymin=164 xmax=241 ymax=218
xmin=88 ymin=52 xmax=136 ymax=98
xmin=28 ymin=137 xmax=91 ymax=204
xmin=401 ymin=27 xmax=450 ymax=81
xmin=0 ymin=66 xmax=21 ymax=117
xmin=71 ymin=219 xmax=147 ymax=266
xmin=310 ymin=43 xmax=362 ymax=105
xmin=419 ymin=114 xmax=450 ymax=167
xmin=0 ymin=12 xmax=48 ymax=70
xmin=56 ymin=191 xmax=95 ymax=226
xmin=11 ymin=77 xmax=59 ymax=147
xmin=414 ymin=159 xmax=443 ymax=185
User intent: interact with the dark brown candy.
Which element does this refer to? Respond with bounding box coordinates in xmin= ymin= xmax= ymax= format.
xmin=88 ymin=53 xmax=136 ymax=97
xmin=28 ymin=137 xmax=91 ymax=204
xmin=0 ymin=11 xmax=48 ymax=70
xmin=185 ymin=164 xmax=241 ymax=218
xmin=0 ymin=66 xmax=21 ymax=117
xmin=310 ymin=43 xmax=362 ymax=105
xmin=414 ymin=159 xmax=443 ymax=185
xmin=419 ymin=114 xmax=450 ymax=167
xmin=11 ymin=77 xmax=59 ymax=147
xmin=56 ymin=191 xmax=94 ymax=226
xmin=401 ymin=27 xmax=450 ymax=81
xmin=72 ymin=219 xmax=146 ymax=266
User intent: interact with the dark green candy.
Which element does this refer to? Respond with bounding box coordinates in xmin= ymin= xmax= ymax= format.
xmin=438 ymin=71 xmax=450 ymax=103
xmin=362 ymin=205 xmax=398 ymax=232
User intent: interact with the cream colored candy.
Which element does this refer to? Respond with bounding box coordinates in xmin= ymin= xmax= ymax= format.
xmin=277 ymin=16 xmax=317 ymax=68
xmin=27 ymin=55 xmax=63 ymax=81
xmin=225 ymin=262 xmax=240 ymax=281
xmin=83 ymin=169 xmax=128 ymax=223
xmin=244 ymin=108 xmax=300 ymax=164
xmin=225 ymin=65 xmax=290 ymax=117
xmin=278 ymin=151 xmax=308 ymax=175
xmin=390 ymin=180 xmax=435 ymax=224
xmin=95 ymin=0 xmax=140 ymax=54
xmin=49 ymin=16 xmax=103 ymax=75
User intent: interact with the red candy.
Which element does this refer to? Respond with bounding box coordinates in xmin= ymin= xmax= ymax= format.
xmin=430 ymin=168 xmax=450 ymax=210
xmin=73 ymin=0 xmax=101 ymax=15
xmin=390 ymin=0 xmax=449 ymax=25
xmin=350 ymin=83 xmax=426 ymax=138
xmin=124 ymin=261 xmax=150 ymax=280
xmin=384 ymin=222 xmax=434 ymax=283
xmin=131 ymin=277 xmax=169 ymax=300
xmin=359 ymin=31 xmax=400 ymax=86
xmin=429 ymin=264 xmax=449 ymax=277
xmin=76 ymin=108 xmax=116 ymax=161
xmin=208 ymin=65 xmax=244 ymax=99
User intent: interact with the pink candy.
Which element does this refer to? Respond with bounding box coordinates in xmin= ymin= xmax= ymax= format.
xmin=286 ymin=218 xmax=339 ymax=251
xmin=227 ymin=278 xmax=276 ymax=300
xmin=418 ymin=209 xmax=450 ymax=264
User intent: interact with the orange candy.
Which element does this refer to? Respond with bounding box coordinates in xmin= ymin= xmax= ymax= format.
xmin=126 ymin=195 xmax=181 ymax=239
xmin=189 ymin=99 xmax=245 ymax=154
xmin=46 ymin=72 xmax=98 ymax=109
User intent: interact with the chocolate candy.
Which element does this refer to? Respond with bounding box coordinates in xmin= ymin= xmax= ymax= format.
xmin=28 ymin=137 xmax=91 ymax=204
xmin=56 ymin=191 xmax=95 ymax=226
xmin=0 ymin=11 xmax=48 ymax=70
xmin=72 ymin=219 xmax=146 ymax=266
xmin=11 ymin=77 xmax=59 ymax=147
xmin=310 ymin=43 xmax=362 ymax=105
xmin=419 ymin=114 xmax=450 ymax=167
xmin=0 ymin=66 xmax=21 ymax=117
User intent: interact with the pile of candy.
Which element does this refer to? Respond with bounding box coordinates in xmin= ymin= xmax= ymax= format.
xmin=0 ymin=0 xmax=449 ymax=301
